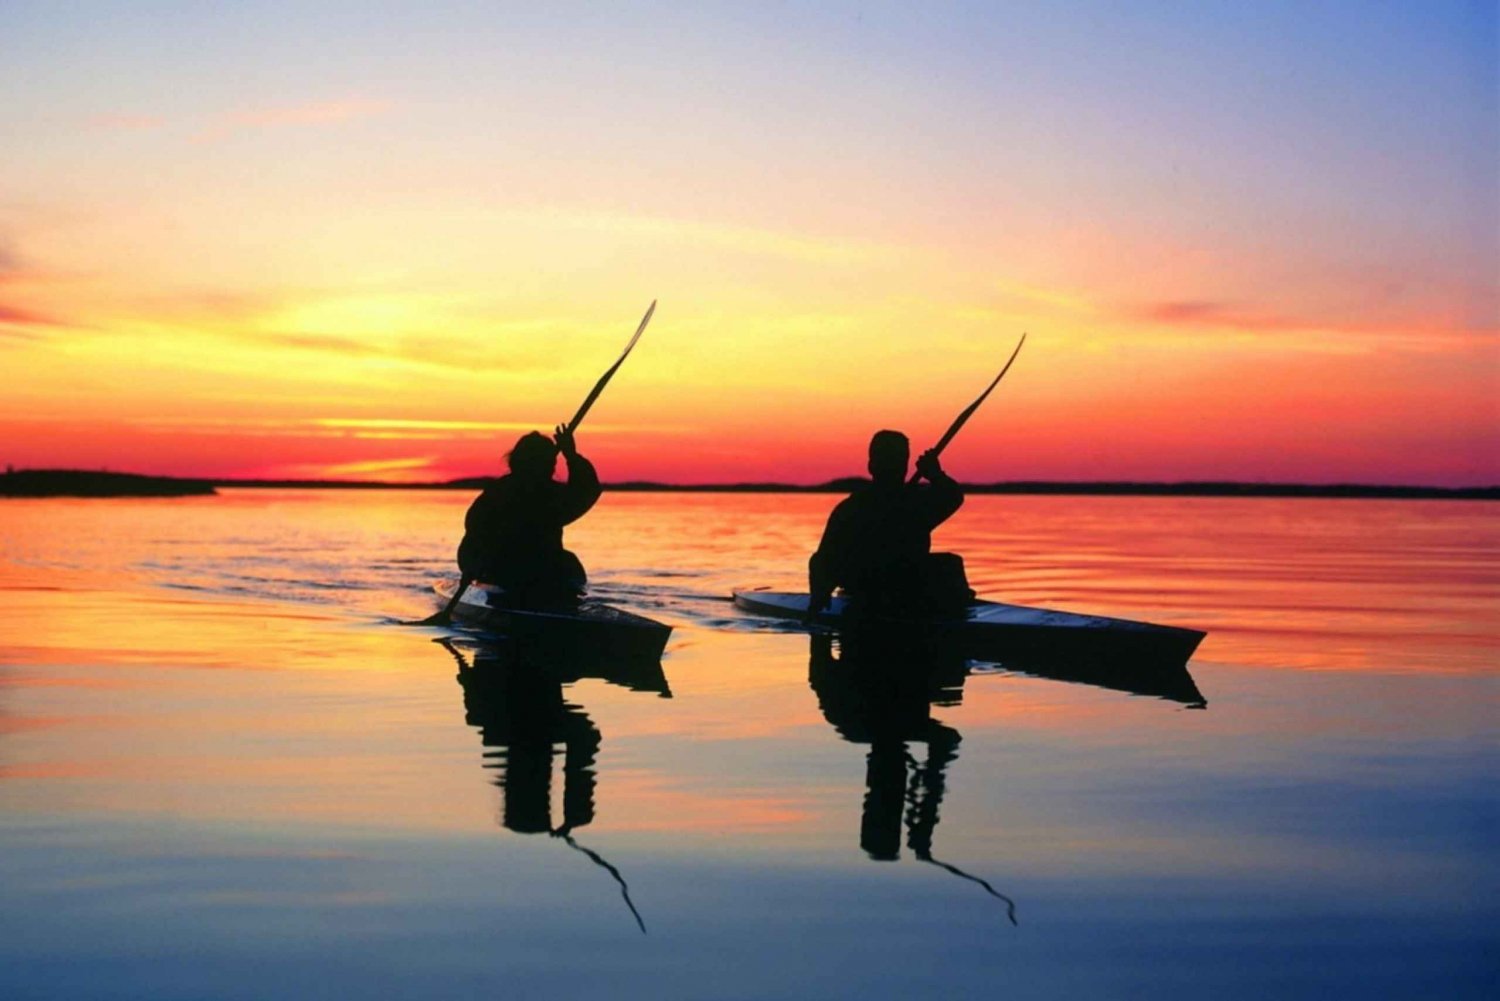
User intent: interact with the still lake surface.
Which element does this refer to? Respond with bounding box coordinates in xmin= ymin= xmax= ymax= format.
xmin=0 ymin=489 xmax=1494 ymax=999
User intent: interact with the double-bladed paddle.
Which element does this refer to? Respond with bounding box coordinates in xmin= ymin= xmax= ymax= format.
xmin=909 ymin=332 xmax=1026 ymax=484
xmin=419 ymin=300 xmax=658 ymax=626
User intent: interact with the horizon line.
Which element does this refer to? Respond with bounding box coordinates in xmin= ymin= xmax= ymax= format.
xmin=2 ymin=468 xmax=1496 ymax=499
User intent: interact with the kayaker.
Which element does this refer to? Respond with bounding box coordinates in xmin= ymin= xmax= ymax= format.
xmin=808 ymin=430 xmax=970 ymax=617
xmin=457 ymin=424 xmax=601 ymax=607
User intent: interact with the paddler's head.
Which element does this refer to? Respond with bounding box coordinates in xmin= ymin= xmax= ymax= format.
xmin=867 ymin=430 xmax=909 ymax=485
xmin=507 ymin=431 xmax=558 ymax=481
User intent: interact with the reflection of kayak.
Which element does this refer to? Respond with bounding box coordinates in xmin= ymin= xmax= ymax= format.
xmin=436 ymin=580 xmax=672 ymax=661
xmin=439 ymin=634 xmax=672 ymax=697
xmin=733 ymin=588 xmax=1206 ymax=678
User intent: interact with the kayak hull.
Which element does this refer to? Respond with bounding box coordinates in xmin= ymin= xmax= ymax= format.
xmin=732 ymin=588 xmax=1206 ymax=703
xmin=437 ymin=580 xmax=672 ymax=662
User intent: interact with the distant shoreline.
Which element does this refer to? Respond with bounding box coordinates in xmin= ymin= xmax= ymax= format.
xmin=3 ymin=469 xmax=1495 ymax=500
xmin=0 ymin=470 xmax=217 ymax=498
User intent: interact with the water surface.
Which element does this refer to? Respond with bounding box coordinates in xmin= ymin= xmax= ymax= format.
xmin=1 ymin=491 xmax=1494 ymax=999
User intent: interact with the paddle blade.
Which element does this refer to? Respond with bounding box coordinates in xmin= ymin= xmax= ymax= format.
xmin=566 ymin=299 xmax=657 ymax=432
xmin=404 ymin=577 xmax=470 ymax=626
xmin=929 ymin=332 xmax=1026 ymax=456
xmin=911 ymin=332 xmax=1027 ymax=484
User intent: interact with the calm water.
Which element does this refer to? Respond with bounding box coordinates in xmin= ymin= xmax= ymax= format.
xmin=0 ymin=490 xmax=1495 ymax=999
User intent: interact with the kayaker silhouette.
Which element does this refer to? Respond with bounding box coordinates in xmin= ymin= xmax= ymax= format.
xmin=422 ymin=301 xmax=655 ymax=626
xmin=808 ymin=430 xmax=972 ymax=618
xmin=457 ymin=424 xmax=601 ymax=608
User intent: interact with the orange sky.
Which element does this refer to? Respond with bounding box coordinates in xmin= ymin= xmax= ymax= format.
xmin=1 ymin=4 xmax=1495 ymax=485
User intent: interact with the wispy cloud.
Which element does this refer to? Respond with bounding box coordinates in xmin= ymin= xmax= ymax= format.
xmin=197 ymin=98 xmax=394 ymax=141
xmin=0 ymin=239 xmax=75 ymax=339
xmin=994 ymin=281 xmax=1095 ymax=314
xmin=263 ymin=332 xmax=393 ymax=357
xmin=89 ymin=113 xmax=167 ymax=132
xmin=0 ymin=301 xmax=65 ymax=340
xmin=93 ymin=98 xmax=396 ymax=141
xmin=258 ymin=455 xmax=444 ymax=482
xmin=229 ymin=98 xmax=394 ymax=129
xmin=126 ymin=416 xmax=680 ymax=440
xmin=545 ymin=211 xmax=897 ymax=267
xmin=0 ymin=303 xmax=57 ymax=325
xmin=252 ymin=326 xmax=577 ymax=374
xmin=1135 ymin=299 xmax=1306 ymax=332
xmin=1131 ymin=298 xmax=1497 ymax=341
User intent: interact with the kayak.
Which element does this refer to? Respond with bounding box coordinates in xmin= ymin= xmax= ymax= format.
xmin=732 ymin=589 xmax=1206 ymax=701
xmin=436 ymin=580 xmax=672 ymax=662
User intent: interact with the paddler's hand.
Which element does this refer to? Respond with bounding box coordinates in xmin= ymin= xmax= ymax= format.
xmin=804 ymin=593 xmax=829 ymax=626
xmin=915 ymin=448 xmax=943 ymax=482
xmin=554 ymin=424 xmax=579 ymax=459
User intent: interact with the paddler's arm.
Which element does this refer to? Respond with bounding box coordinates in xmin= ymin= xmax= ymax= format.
xmin=808 ymin=551 xmax=835 ymax=621
xmin=807 ymin=502 xmax=849 ymax=620
xmin=456 ymin=487 xmax=497 ymax=578
xmin=463 ymin=487 xmax=494 ymax=534
xmin=554 ymin=424 xmax=601 ymax=524
xmin=914 ymin=448 xmax=963 ymax=529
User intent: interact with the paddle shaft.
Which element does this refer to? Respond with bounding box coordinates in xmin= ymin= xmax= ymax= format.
xmin=433 ymin=301 xmax=656 ymax=623
xmin=565 ymin=300 xmax=656 ymax=433
xmin=909 ymin=332 xmax=1026 ymax=484
xmin=432 ymin=575 xmax=472 ymax=622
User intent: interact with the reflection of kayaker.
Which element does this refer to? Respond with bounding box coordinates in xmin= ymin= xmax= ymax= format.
xmin=457 ymin=425 xmax=600 ymax=607
xmin=440 ymin=637 xmax=659 ymax=933
xmin=807 ymin=633 xmax=966 ymax=862
xmin=808 ymin=634 xmax=1017 ymax=923
xmin=447 ymin=637 xmax=601 ymax=836
xmin=808 ymin=430 xmax=971 ymax=618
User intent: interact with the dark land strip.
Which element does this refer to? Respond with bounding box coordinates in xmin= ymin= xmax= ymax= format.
xmin=4 ymin=469 xmax=1495 ymax=500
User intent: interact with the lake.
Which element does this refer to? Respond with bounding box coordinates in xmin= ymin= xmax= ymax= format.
xmin=0 ymin=490 xmax=1494 ymax=999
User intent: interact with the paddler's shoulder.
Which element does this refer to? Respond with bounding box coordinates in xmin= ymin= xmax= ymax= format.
xmin=469 ymin=475 xmax=515 ymax=504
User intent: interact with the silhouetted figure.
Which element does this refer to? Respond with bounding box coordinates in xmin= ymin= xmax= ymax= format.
xmin=809 ymin=430 xmax=969 ymax=617
xmin=458 ymin=424 xmax=601 ymax=607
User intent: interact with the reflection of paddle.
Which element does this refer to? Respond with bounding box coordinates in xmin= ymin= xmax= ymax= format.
xmin=901 ymin=747 xmax=1019 ymax=925
xmin=415 ymin=301 xmax=658 ymax=626
xmin=910 ymin=333 xmax=1026 ymax=484
xmin=558 ymin=831 xmax=648 ymax=934
xmin=919 ymin=854 xmax=1019 ymax=925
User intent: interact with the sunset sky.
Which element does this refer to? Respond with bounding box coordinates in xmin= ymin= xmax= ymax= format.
xmin=1 ymin=1 xmax=1495 ymax=485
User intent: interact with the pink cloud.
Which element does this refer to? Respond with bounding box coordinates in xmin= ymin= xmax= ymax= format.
xmin=1134 ymin=300 xmax=1306 ymax=332
xmin=0 ymin=302 xmax=62 ymax=328
xmin=195 ymin=98 xmax=395 ymax=141
xmin=88 ymin=113 xmax=167 ymax=132
xmin=0 ymin=302 xmax=59 ymax=341
xmin=230 ymin=98 xmax=393 ymax=127
xmin=1131 ymin=298 xmax=1498 ymax=339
